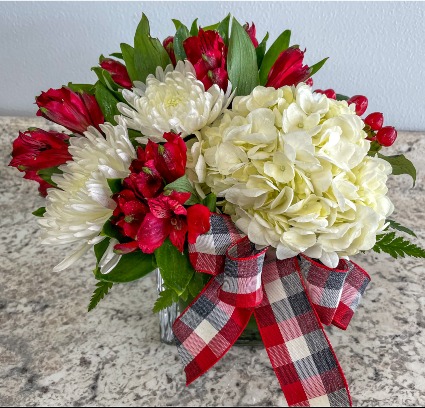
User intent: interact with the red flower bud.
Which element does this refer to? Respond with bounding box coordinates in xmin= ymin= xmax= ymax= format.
xmin=36 ymin=87 xmax=104 ymax=134
xmin=183 ymin=29 xmax=228 ymax=91
xmin=376 ymin=126 xmax=397 ymax=147
xmin=9 ymin=128 xmax=71 ymax=172
xmin=306 ymin=77 xmax=314 ymax=87
xmin=100 ymin=58 xmax=132 ymax=89
xmin=266 ymin=46 xmax=310 ymax=89
xmin=364 ymin=112 xmax=384 ymax=131
xmin=347 ymin=95 xmax=368 ymax=116
xmin=243 ymin=22 xmax=258 ymax=48
xmin=315 ymin=89 xmax=336 ymax=99
xmin=163 ymin=36 xmax=177 ymax=66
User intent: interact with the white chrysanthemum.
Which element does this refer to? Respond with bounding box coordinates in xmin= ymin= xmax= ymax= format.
xmin=117 ymin=60 xmax=233 ymax=142
xmin=191 ymin=83 xmax=394 ymax=268
xmin=39 ymin=123 xmax=136 ymax=272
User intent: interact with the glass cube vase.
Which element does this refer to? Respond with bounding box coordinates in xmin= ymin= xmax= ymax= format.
xmin=156 ymin=268 xmax=262 ymax=346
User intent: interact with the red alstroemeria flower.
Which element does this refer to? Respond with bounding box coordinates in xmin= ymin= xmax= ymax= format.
xmin=23 ymin=170 xmax=53 ymax=197
xmin=145 ymin=132 xmax=187 ymax=183
xmin=100 ymin=58 xmax=132 ymax=89
xmin=266 ymin=46 xmax=311 ymax=89
xmin=36 ymin=87 xmax=104 ymax=134
xmin=244 ymin=22 xmax=259 ymax=48
xmin=138 ymin=191 xmax=191 ymax=253
xmin=183 ymin=29 xmax=228 ymax=91
xmin=163 ymin=36 xmax=177 ymax=66
xmin=9 ymin=128 xmax=71 ymax=172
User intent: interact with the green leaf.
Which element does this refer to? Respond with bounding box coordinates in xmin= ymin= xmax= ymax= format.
xmin=155 ymin=239 xmax=195 ymax=295
xmin=202 ymin=22 xmax=220 ymax=31
xmin=92 ymin=66 xmax=119 ymax=92
xmin=133 ymin=14 xmax=171 ymax=83
xmin=100 ymin=220 xmax=125 ymax=241
xmin=377 ymin=153 xmax=416 ymax=186
xmin=110 ymin=52 xmax=123 ymax=60
xmin=217 ymin=14 xmax=231 ymax=43
xmin=373 ymin=232 xmax=425 ymax=259
xmin=94 ymin=238 xmax=111 ymax=264
xmin=127 ymin=129 xmax=142 ymax=148
xmin=94 ymin=82 xmax=120 ymax=125
xmin=135 ymin=13 xmax=151 ymax=37
xmin=172 ymin=19 xmax=183 ymax=30
xmin=120 ymin=43 xmax=137 ymax=82
xmin=256 ymin=32 xmax=269 ymax=69
xmin=190 ymin=18 xmax=199 ymax=36
xmin=88 ymin=280 xmax=113 ymax=312
xmin=153 ymin=289 xmax=179 ymax=313
xmin=164 ymin=175 xmax=200 ymax=204
xmin=259 ymin=30 xmax=291 ymax=85
xmin=188 ymin=271 xmax=208 ymax=298
xmin=202 ymin=193 xmax=217 ymax=212
xmin=227 ymin=18 xmax=260 ymax=96
xmin=37 ymin=167 xmax=63 ymax=187
xmin=336 ymin=93 xmax=350 ymax=101
xmin=179 ymin=288 xmax=189 ymax=302
xmin=387 ymin=220 xmax=417 ymax=237
xmin=173 ymin=24 xmax=190 ymax=62
xmin=32 ymin=207 xmax=46 ymax=217
xmin=67 ymin=82 xmax=95 ymax=94
xmin=96 ymin=250 xmax=156 ymax=283
xmin=107 ymin=178 xmax=122 ymax=194
xmin=308 ymin=57 xmax=329 ymax=77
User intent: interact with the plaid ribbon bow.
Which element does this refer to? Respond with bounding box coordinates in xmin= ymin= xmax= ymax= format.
xmin=173 ymin=214 xmax=370 ymax=407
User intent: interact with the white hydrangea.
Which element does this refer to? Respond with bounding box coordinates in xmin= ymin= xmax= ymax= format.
xmin=39 ymin=123 xmax=136 ymax=272
xmin=118 ymin=60 xmax=233 ymax=143
xmin=190 ymin=83 xmax=393 ymax=267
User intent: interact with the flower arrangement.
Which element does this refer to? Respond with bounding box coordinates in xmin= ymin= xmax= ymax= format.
xmin=9 ymin=13 xmax=425 ymax=407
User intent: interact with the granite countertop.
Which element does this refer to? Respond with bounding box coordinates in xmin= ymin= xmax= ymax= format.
xmin=1 ymin=116 xmax=424 ymax=407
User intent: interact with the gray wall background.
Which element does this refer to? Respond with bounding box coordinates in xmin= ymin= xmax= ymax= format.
xmin=1 ymin=1 xmax=424 ymax=130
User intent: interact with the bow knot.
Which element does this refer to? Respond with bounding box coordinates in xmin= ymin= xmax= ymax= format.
xmin=219 ymin=238 xmax=267 ymax=308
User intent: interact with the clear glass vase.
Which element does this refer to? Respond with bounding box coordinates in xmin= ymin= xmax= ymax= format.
xmin=156 ymin=268 xmax=180 ymax=345
xmin=156 ymin=269 xmax=262 ymax=346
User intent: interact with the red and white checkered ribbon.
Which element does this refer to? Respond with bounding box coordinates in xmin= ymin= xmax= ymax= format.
xmin=173 ymin=214 xmax=370 ymax=407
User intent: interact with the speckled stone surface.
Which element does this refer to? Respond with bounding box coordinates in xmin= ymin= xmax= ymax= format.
xmin=0 ymin=116 xmax=424 ymax=407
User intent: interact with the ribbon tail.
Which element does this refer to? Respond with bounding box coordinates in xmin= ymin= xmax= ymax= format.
xmin=332 ymin=261 xmax=371 ymax=330
xmin=254 ymin=256 xmax=352 ymax=407
xmin=299 ymin=255 xmax=351 ymax=326
xmin=172 ymin=273 xmax=252 ymax=385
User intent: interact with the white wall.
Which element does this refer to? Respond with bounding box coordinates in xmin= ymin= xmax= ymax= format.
xmin=1 ymin=1 xmax=424 ymax=130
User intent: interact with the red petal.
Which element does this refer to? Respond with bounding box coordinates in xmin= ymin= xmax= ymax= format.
xmin=80 ymin=92 xmax=105 ymax=131
xmin=23 ymin=170 xmax=52 ymax=197
xmin=168 ymin=191 xmax=191 ymax=206
xmin=169 ymin=217 xmax=188 ymax=253
xmin=114 ymin=241 xmax=139 ymax=254
xmin=183 ymin=36 xmax=203 ymax=64
xmin=187 ymin=204 xmax=211 ymax=244
xmin=266 ymin=46 xmax=310 ymax=89
xmin=100 ymin=59 xmax=132 ymax=89
xmin=137 ymin=214 xmax=171 ymax=253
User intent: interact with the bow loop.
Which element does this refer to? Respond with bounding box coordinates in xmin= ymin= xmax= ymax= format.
xmin=219 ymin=237 xmax=268 ymax=308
